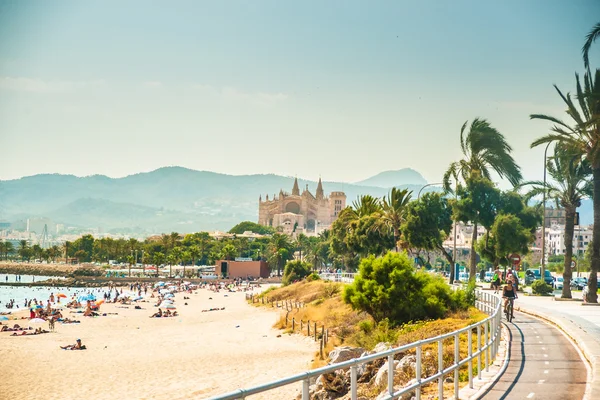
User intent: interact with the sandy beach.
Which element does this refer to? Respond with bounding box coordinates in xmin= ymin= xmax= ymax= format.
xmin=0 ymin=284 xmax=317 ymax=400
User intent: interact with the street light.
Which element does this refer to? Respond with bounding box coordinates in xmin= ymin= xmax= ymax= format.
xmin=541 ymin=142 xmax=553 ymax=280
xmin=417 ymin=182 xmax=443 ymax=199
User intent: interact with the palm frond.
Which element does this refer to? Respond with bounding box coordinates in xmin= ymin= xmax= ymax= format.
xmin=583 ymin=22 xmax=600 ymax=70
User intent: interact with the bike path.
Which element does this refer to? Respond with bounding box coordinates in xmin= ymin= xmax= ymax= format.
xmin=476 ymin=311 xmax=587 ymax=399
xmin=514 ymin=294 xmax=600 ymax=400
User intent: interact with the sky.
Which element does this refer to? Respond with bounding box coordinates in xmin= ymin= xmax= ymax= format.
xmin=1 ymin=0 xmax=600 ymax=187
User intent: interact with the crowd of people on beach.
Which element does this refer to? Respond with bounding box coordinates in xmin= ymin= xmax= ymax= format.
xmin=1 ymin=277 xmax=263 ymax=352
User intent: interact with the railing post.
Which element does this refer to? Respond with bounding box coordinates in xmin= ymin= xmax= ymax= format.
xmin=416 ymin=346 xmax=422 ymax=400
xmin=307 ymin=321 xmax=310 ymax=336
xmin=468 ymin=329 xmax=473 ymax=389
xmin=484 ymin=322 xmax=489 ymax=372
xmin=351 ymin=364 xmax=358 ymax=400
xmin=292 ymin=318 xmax=295 ymax=331
xmin=388 ymin=354 xmax=394 ymax=396
xmin=314 ymin=322 xmax=317 ymax=341
xmin=454 ymin=333 xmax=459 ymax=399
xmin=302 ymin=377 xmax=310 ymax=400
xmin=477 ymin=325 xmax=482 ymax=380
xmin=438 ymin=339 xmax=444 ymax=400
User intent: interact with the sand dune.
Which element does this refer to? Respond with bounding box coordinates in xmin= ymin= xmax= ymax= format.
xmin=0 ymin=285 xmax=317 ymax=400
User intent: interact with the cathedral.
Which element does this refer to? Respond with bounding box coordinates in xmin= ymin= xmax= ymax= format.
xmin=258 ymin=178 xmax=346 ymax=236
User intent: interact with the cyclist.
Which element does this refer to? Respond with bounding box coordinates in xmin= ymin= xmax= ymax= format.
xmin=503 ymin=275 xmax=517 ymax=314
xmin=491 ymin=269 xmax=501 ymax=293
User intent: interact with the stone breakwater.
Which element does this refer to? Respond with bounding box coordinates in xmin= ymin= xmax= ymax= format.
xmin=0 ymin=262 xmax=102 ymax=278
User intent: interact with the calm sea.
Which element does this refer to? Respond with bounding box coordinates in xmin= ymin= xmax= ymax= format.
xmin=0 ymin=274 xmax=107 ymax=312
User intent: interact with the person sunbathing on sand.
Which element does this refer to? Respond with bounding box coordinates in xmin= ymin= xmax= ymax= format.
xmin=61 ymin=338 xmax=86 ymax=350
xmin=150 ymin=308 xmax=163 ymax=318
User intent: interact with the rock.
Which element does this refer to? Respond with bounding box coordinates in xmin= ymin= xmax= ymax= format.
xmin=372 ymin=342 xmax=393 ymax=354
xmin=374 ymin=360 xmax=399 ymax=386
xmin=395 ymin=354 xmax=417 ymax=373
xmin=321 ymin=372 xmax=349 ymax=393
xmin=329 ymin=346 xmax=365 ymax=365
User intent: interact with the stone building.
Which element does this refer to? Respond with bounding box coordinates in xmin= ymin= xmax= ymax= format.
xmin=258 ymin=178 xmax=346 ymax=235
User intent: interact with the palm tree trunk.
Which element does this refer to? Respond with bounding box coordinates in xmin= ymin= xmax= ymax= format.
xmin=469 ymin=221 xmax=478 ymax=281
xmin=588 ymin=167 xmax=600 ymax=303
xmin=562 ymin=206 xmax=575 ymax=298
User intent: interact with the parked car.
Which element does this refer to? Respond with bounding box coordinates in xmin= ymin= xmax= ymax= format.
xmin=484 ymin=271 xmax=494 ymax=282
xmin=571 ymin=277 xmax=588 ymax=290
xmin=553 ymin=276 xmax=564 ymax=290
xmin=458 ymin=272 xmax=469 ymax=282
xmin=525 ymin=269 xmax=554 ymax=286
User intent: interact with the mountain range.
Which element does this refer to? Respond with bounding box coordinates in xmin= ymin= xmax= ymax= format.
xmin=0 ymin=167 xmax=438 ymax=234
xmin=0 ymin=166 xmax=592 ymax=235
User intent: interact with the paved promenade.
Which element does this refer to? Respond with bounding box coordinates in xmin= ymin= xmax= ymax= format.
xmin=514 ymin=293 xmax=600 ymax=400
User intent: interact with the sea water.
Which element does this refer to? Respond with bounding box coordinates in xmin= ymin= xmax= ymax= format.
xmin=0 ymin=274 xmax=106 ymax=312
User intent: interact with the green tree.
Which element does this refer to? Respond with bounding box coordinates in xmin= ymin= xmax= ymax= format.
xmin=153 ymin=252 xmax=165 ymax=277
xmin=381 ymin=188 xmax=412 ymax=251
xmin=530 ymin=69 xmax=600 ymax=302
xmin=220 ymin=243 xmax=238 ymax=261
xmin=521 ymin=146 xmax=591 ymax=298
xmin=444 ymin=119 xmax=522 ymax=280
xmin=266 ymin=233 xmax=293 ymax=276
xmin=282 ymin=260 xmax=312 ymax=285
xmin=229 ymin=221 xmax=276 ymax=235
xmin=343 ymin=252 xmax=470 ymax=326
xmin=402 ymin=193 xmax=455 ymax=279
xmin=453 ymin=177 xmax=502 ymax=280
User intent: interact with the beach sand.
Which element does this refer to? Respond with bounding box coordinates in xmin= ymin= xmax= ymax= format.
xmin=0 ymin=285 xmax=317 ymax=400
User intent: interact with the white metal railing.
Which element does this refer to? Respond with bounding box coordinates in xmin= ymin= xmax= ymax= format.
xmin=319 ymin=272 xmax=357 ymax=283
xmin=208 ymin=288 xmax=502 ymax=400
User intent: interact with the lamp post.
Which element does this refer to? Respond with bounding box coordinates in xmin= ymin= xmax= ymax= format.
xmin=541 ymin=142 xmax=552 ymax=280
xmin=417 ymin=182 xmax=443 ymax=200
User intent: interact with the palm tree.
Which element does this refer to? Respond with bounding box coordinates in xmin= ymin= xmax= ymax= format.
xmin=444 ymin=118 xmax=523 ymax=280
xmin=166 ymin=254 xmax=176 ymax=278
xmin=18 ymin=240 xmax=29 ymax=261
xmin=521 ymin=146 xmax=591 ymax=298
xmin=170 ymin=247 xmax=183 ymax=278
xmin=583 ymin=22 xmax=600 ymax=70
xmin=381 ymin=188 xmax=412 ymax=251
xmin=530 ymin=69 xmax=600 ymax=302
xmin=153 ymin=252 xmax=165 ymax=277
xmin=267 ymin=233 xmax=293 ymax=276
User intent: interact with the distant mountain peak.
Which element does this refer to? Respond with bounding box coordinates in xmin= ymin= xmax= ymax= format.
xmin=355 ymin=168 xmax=428 ymax=188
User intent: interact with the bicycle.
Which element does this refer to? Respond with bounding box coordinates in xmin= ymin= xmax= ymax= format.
xmin=504 ymin=298 xmax=514 ymax=322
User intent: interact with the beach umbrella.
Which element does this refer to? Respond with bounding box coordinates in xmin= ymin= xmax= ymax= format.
xmin=163 ymin=304 xmax=176 ymax=309
xmin=132 ymin=296 xmax=143 ymax=301
xmin=163 ymin=293 xmax=174 ymax=298
xmin=154 ymin=282 xmax=165 ymax=288
xmin=0 ymin=316 xmax=8 ymax=321
xmin=30 ymin=318 xmax=46 ymax=323
xmin=78 ymin=294 xmax=96 ymax=302
xmin=57 ymin=293 xmax=67 ymax=298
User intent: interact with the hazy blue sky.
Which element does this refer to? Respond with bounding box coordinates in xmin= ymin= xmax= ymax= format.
xmin=1 ymin=1 xmax=599 ymax=186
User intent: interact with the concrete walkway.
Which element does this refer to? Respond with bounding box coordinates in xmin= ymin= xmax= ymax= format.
xmin=514 ymin=293 xmax=600 ymax=400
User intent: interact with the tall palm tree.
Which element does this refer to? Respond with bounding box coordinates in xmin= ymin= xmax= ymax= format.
xmin=531 ymin=69 xmax=600 ymax=302
xmin=521 ymin=146 xmax=591 ymax=298
xmin=381 ymin=188 xmax=412 ymax=251
xmin=267 ymin=233 xmax=293 ymax=276
xmin=583 ymin=22 xmax=600 ymax=70
xmin=444 ymin=118 xmax=523 ymax=280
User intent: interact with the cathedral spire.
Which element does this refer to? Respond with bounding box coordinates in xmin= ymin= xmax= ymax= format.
xmin=292 ymin=177 xmax=300 ymax=196
xmin=316 ymin=177 xmax=324 ymax=200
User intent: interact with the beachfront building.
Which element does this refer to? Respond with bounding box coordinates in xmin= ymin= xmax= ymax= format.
xmin=258 ymin=177 xmax=346 ymax=236
xmin=215 ymin=258 xmax=270 ymax=278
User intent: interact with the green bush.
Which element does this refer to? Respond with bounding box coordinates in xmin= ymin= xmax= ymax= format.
xmin=282 ymin=260 xmax=312 ymax=285
xmin=531 ymin=279 xmax=553 ymax=295
xmin=306 ymin=272 xmax=321 ymax=282
xmin=343 ymin=252 xmax=471 ymax=326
